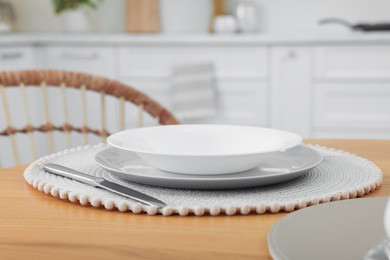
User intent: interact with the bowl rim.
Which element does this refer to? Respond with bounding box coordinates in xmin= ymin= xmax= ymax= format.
xmin=106 ymin=124 xmax=303 ymax=157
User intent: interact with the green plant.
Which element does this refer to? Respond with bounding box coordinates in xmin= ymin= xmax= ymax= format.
xmin=51 ymin=0 xmax=100 ymax=14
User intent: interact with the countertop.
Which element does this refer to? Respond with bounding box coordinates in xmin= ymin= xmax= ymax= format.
xmin=1 ymin=32 xmax=390 ymax=46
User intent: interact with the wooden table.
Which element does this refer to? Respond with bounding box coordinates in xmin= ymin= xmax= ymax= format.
xmin=1 ymin=140 xmax=389 ymax=260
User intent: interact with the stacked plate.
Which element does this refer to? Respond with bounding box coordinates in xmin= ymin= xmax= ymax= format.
xmin=96 ymin=125 xmax=323 ymax=190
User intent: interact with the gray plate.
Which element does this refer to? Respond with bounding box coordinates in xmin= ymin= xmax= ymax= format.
xmin=95 ymin=145 xmax=323 ymax=190
xmin=268 ymin=197 xmax=388 ymax=260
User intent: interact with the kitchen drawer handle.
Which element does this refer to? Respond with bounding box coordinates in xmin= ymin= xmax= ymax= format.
xmin=62 ymin=52 xmax=99 ymax=60
xmin=1 ymin=52 xmax=23 ymax=60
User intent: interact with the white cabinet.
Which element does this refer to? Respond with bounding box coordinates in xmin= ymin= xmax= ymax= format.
xmin=312 ymin=44 xmax=390 ymax=139
xmin=270 ymin=44 xmax=390 ymax=139
xmin=43 ymin=47 xmax=116 ymax=77
xmin=314 ymin=82 xmax=390 ymax=128
xmin=214 ymin=81 xmax=268 ymax=126
xmin=0 ymin=47 xmax=37 ymax=70
xmin=270 ymin=47 xmax=312 ymax=137
xmin=314 ymin=45 xmax=390 ymax=80
xmin=1 ymin=36 xmax=390 ymax=139
xmin=119 ymin=46 xmax=268 ymax=79
xmin=119 ymin=45 xmax=269 ymax=126
xmin=122 ymin=79 xmax=268 ymax=126
xmin=313 ymin=82 xmax=390 ymax=139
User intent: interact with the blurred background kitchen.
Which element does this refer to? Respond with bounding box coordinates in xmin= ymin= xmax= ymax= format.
xmin=1 ymin=0 xmax=390 ymax=167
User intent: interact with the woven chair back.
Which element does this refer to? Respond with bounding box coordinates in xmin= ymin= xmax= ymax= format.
xmin=0 ymin=70 xmax=178 ymax=167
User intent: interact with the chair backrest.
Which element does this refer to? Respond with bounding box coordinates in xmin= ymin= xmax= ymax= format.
xmin=0 ymin=70 xmax=179 ymax=167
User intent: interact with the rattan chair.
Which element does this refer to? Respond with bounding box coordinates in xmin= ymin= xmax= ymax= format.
xmin=0 ymin=70 xmax=179 ymax=167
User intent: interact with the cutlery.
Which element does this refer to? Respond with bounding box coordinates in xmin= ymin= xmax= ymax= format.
xmin=43 ymin=163 xmax=166 ymax=208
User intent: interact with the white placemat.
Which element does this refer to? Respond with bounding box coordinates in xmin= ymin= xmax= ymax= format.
xmin=23 ymin=144 xmax=382 ymax=216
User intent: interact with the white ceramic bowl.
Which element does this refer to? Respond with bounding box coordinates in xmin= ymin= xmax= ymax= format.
xmin=107 ymin=125 xmax=302 ymax=175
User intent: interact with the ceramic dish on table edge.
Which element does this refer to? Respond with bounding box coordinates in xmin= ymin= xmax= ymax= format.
xmin=106 ymin=124 xmax=303 ymax=175
xmin=95 ymin=144 xmax=323 ymax=190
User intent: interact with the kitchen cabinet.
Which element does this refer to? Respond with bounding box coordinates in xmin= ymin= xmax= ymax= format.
xmin=314 ymin=82 xmax=390 ymax=133
xmin=270 ymin=44 xmax=390 ymax=139
xmin=214 ymin=81 xmax=268 ymax=126
xmin=0 ymin=47 xmax=37 ymax=70
xmin=314 ymin=45 xmax=390 ymax=80
xmin=270 ymin=47 xmax=312 ymax=137
xmin=1 ymin=34 xmax=390 ymax=139
xmin=43 ymin=46 xmax=116 ymax=78
xmin=313 ymin=45 xmax=390 ymax=139
xmin=119 ymin=45 xmax=268 ymax=127
xmin=121 ymin=80 xmax=268 ymax=127
xmin=118 ymin=46 xmax=268 ymax=79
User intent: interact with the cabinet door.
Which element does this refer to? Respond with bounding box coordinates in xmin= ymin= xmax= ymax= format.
xmin=215 ymin=81 xmax=268 ymax=126
xmin=270 ymin=47 xmax=312 ymax=137
xmin=314 ymin=82 xmax=390 ymax=131
xmin=315 ymin=45 xmax=390 ymax=80
xmin=0 ymin=47 xmax=36 ymax=70
xmin=44 ymin=47 xmax=116 ymax=77
xmin=119 ymin=46 xmax=268 ymax=80
xmin=120 ymin=79 xmax=268 ymax=126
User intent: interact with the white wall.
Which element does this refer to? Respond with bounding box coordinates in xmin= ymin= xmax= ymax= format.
xmin=231 ymin=0 xmax=390 ymax=33
xmin=12 ymin=0 xmax=125 ymax=32
xmin=10 ymin=0 xmax=390 ymax=33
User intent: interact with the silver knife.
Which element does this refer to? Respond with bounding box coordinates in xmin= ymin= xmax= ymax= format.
xmin=43 ymin=163 xmax=166 ymax=208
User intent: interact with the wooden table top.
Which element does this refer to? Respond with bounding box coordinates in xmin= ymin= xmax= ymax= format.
xmin=1 ymin=140 xmax=389 ymax=260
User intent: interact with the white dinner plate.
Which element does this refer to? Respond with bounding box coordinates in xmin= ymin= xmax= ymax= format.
xmin=106 ymin=125 xmax=302 ymax=175
xmin=95 ymin=145 xmax=323 ymax=190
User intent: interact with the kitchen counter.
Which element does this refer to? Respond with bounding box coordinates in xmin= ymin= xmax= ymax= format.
xmin=2 ymin=32 xmax=390 ymax=46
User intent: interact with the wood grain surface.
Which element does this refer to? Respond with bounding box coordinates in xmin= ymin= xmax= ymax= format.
xmin=125 ymin=0 xmax=160 ymax=33
xmin=209 ymin=0 xmax=226 ymax=32
xmin=0 ymin=140 xmax=389 ymax=260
